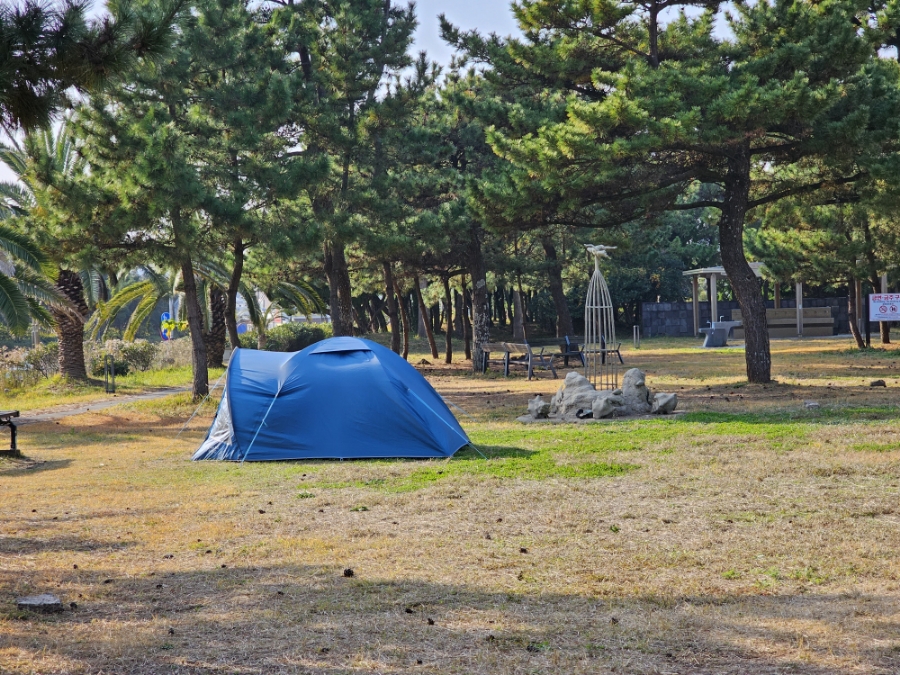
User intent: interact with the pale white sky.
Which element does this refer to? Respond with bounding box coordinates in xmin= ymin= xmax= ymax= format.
xmin=0 ymin=1 xmax=520 ymax=183
xmin=412 ymin=0 xmax=521 ymax=64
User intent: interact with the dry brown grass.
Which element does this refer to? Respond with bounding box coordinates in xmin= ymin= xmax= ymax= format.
xmin=3 ymin=336 xmax=900 ymax=674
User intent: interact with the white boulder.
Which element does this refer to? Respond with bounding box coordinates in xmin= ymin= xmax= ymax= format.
xmin=651 ymin=392 xmax=677 ymax=414
xmin=528 ymin=395 xmax=551 ymax=419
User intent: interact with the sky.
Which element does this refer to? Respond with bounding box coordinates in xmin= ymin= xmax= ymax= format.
xmin=0 ymin=1 xmax=520 ymax=183
xmin=411 ymin=0 xmax=521 ymax=64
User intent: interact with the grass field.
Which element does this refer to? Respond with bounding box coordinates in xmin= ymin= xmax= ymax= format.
xmin=2 ymin=366 xmax=226 ymax=414
xmin=3 ymin=335 xmax=900 ymax=674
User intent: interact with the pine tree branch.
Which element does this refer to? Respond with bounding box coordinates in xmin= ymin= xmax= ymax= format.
xmin=748 ymin=174 xmax=864 ymax=210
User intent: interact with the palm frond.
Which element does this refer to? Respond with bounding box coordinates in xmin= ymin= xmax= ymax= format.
xmin=13 ymin=267 xmax=71 ymax=310
xmin=272 ymin=280 xmax=327 ymax=319
xmin=123 ymin=293 xmax=160 ymax=341
xmin=0 ymin=223 xmax=46 ymax=272
xmin=25 ymin=297 xmax=54 ymax=328
xmin=0 ymin=272 xmax=33 ymax=333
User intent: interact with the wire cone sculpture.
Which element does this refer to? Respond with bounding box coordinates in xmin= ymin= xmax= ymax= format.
xmin=584 ymin=245 xmax=619 ymax=389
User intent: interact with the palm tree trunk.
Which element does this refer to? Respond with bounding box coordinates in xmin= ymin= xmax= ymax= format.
xmin=52 ymin=268 xmax=88 ymax=380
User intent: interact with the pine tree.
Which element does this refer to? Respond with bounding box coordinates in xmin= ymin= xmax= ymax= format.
xmin=446 ymin=0 xmax=900 ymax=382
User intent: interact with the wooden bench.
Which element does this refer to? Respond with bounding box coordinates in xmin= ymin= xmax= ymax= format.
xmin=481 ymin=342 xmax=557 ymax=380
xmin=733 ymin=308 xmax=834 ymax=338
xmin=0 ymin=410 xmax=20 ymax=457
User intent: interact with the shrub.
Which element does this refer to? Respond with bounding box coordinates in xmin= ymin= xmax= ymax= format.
xmin=152 ymin=337 xmax=193 ymax=369
xmin=262 ymin=322 xmax=328 ymax=352
xmin=87 ymin=345 xmax=130 ymax=377
xmin=0 ymin=346 xmax=40 ymax=390
xmin=24 ymin=342 xmax=59 ymax=378
xmin=120 ymin=340 xmax=158 ymax=372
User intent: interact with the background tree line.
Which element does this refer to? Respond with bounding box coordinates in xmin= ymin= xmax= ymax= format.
xmin=3 ymin=0 xmax=900 ymax=397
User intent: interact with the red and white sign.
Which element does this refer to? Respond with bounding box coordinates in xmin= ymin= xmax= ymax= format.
xmin=870 ymin=294 xmax=900 ymax=321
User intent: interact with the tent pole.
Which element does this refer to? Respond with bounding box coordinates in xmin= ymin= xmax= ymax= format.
xmin=241 ymin=384 xmax=284 ymax=463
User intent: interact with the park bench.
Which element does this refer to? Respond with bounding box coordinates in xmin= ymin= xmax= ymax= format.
xmin=481 ymin=342 xmax=557 ymax=380
xmin=699 ymin=320 xmax=742 ymax=348
xmin=0 ymin=410 xmax=20 ymax=457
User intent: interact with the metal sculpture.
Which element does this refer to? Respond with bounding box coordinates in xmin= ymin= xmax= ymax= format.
xmin=584 ymin=244 xmax=619 ymax=389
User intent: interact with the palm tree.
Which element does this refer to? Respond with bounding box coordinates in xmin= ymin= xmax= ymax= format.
xmin=0 ymin=122 xmax=91 ymax=378
xmin=89 ymin=262 xmax=326 ymax=357
xmin=242 ymin=279 xmax=328 ymax=350
xmin=0 ymin=223 xmax=63 ymax=334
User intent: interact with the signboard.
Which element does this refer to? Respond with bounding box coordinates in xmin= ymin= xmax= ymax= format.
xmin=869 ymin=294 xmax=900 ymax=321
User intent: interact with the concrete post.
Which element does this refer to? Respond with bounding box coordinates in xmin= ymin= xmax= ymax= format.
xmin=796 ymin=281 xmax=803 ymax=337
xmin=692 ymin=275 xmax=700 ymax=337
xmin=709 ymin=274 xmax=718 ymax=323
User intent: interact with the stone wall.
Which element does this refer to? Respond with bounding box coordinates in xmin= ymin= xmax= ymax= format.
xmin=641 ymin=297 xmax=851 ymax=338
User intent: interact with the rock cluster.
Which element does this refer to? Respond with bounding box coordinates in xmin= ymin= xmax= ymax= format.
xmin=526 ymin=369 xmax=677 ymax=421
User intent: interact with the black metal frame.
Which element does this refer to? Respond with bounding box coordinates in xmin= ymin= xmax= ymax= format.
xmin=1 ymin=410 xmax=20 ymax=453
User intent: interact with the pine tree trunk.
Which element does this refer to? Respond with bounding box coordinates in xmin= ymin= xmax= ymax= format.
xmin=225 ymin=237 xmax=244 ymax=350
xmin=204 ymin=286 xmax=227 ymax=368
xmin=52 ymin=268 xmax=88 ymax=380
xmin=332 ymin=242 xmax=354 ymax=336
xmin=383 ymin=262 xmax=401 ymax=354
xmin=453 ymin=290 xmax=463 ymax=338
xmin=393 ymin=279 xmax=410 ymax=360
xmin=414 ymin=275 xmax=439 ymax=358
xmin=324 ymin=242 xmax=341 ymax=330
xmin=462 ymin=279 xmax=472 ymax=360
xmin=442 ymin=275 xmax=453 ymax=364
xmin=719 ymin=143 xmax=770 ymax=383
xmin=512 ymin=289 xmax=525 ymax=341
xmin=468 ymin=225 xmax=490 ymax=372
xmin=181 ymin=258 xmax=209 ymax=398
xmin=848 ymin=280 xmax=865 ymax=348
xmin=541 ymin=235 xmax=574 ymax=337
xmin=496 ymin=288 xmax=507 ymax=328
xmin=369 ymin=297 xmax=387 ymax=332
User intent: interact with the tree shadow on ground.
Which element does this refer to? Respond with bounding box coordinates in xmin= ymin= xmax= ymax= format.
xmin=0 ymin=458 xmax=71 ymax=476
xmin=2 ymin=562 xmax=897 ymax=675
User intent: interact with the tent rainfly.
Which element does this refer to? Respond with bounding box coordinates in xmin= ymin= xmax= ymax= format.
xmin=193 ymin=337 xmax=471 ymax=461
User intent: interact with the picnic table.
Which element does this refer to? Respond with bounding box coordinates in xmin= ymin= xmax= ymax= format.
xmin=0 ymin=410 xmax=20 ymax=456
xmin=480 ymin=335 xmax=623 ymax=380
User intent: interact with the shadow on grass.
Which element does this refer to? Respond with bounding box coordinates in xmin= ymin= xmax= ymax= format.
xmin=0 ymin=458 xmax=72 ymax=476
xmin=1 ymin=561 xmax=896 ymax=674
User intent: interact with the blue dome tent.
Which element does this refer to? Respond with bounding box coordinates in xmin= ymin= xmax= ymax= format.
xmin=193 ymin=337 xmax=471 ymax=461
